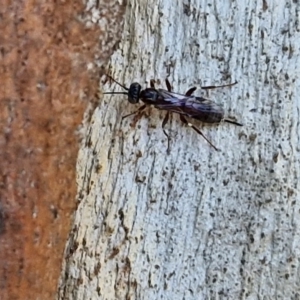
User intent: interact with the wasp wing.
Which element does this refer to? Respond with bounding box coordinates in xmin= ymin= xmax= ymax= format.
xmin=154 ymin=90 xmax=224 ymax=123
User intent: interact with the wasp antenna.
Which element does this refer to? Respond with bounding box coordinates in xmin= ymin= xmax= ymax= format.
xmin=103 ymin=92 xmax=128 ymax=95
xmin=224 ymin=119 xmax=243 ymax=126
xmin=106 ymin=74 xmax=129 ymax=91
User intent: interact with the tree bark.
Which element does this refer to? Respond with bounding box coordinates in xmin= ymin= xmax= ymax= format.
xmin=58 ymin=0 xmax=300 ymax=299
xmin=0 ymin=1 xmax=125 ymax=300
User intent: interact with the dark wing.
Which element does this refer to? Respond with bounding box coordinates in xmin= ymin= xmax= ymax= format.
xmin=153 ymin=89 xmax=187 ymax=114
xmin=154 ymin=90 xmax=224 ymax=123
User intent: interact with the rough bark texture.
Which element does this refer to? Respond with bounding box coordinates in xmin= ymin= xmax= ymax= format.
xmin=59 ymin=0 xmax=300 ymax=299
xmin=0 ymin=1 xmax=125 ymax=300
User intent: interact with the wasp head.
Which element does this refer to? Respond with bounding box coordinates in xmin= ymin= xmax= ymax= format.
xmin=128 ymin=83 xmax=141 ymax=104
xmin=103 ymin=76 xmax=142 ymax=104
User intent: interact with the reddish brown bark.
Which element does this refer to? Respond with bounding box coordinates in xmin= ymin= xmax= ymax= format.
xmin=0 ymin=1 xmax=125 ymax=299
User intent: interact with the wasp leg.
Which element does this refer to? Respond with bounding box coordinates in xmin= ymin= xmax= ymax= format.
xmin=185 ymin=87 xmax=197 ymax=96
xmin=179 ymin=115 xmax=219 ymax=151
xmin=165 ymin=79 xmax=172 ymax=92
xmin=162 ymin=112 xmax=171 ymax=154
xmin=201 ymin=81 xmax=238 ymax=90
xmin=186 ymin=81 xmax=237 ymax=95
xmin=122 ymin=105 xmax=147 ymax=120
xmin=224 ymin=119 xmax=243 ymax=126
xmin=150 ymin=79 xmax=155 ymax=88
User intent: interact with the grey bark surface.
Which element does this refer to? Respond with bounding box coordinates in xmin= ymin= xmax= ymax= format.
xmin=58 ymin=0 xmax=300 ymax=299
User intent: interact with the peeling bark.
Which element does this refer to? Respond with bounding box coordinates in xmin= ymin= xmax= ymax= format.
xmin=0 ymin=1 xmax=125 ymax=299
xmin=59 ymin=0 xmax=300 ymax=299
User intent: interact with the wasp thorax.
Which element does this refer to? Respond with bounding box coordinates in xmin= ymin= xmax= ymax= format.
xmin=128 ymin=83 xmax=141 ymax=104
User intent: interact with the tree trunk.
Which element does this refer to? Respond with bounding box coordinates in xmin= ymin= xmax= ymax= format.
xmin=58 ymin=0 xmax=300 ymax=299
xmin=0 ymin=1 xmax=125 ymax=300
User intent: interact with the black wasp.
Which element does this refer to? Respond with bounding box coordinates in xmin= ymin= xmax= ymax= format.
xmin=103 ymin=75 xmax=242 ymax=151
